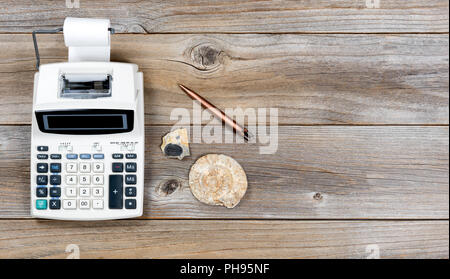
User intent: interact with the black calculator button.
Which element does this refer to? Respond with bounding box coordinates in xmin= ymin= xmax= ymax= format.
xmin=125 ymin=175 xmax=137 ymax=185
xmin=49 ymin=200 xmax=61 ymax=210
xmin=125 ymin=162 xmax=137 ymax=173
xmin=50 ymin=175 xmax=61 ymax=185
xmin=37 ymin=146 xmax=48 ymax=152
xmin=112 ymin=153 xmax=124 ymax=159
xmin=109 ymin=175 xmax=123 ymax=209
xmin=112 ymin=162 xmax=123 ymax=172
xmin=125 ymin=187 xmax=137 ymax=197
xmin=50 ymin=163 xmax=61 ymax=173
xmin=37 ymin=154 xmax=48 ymax=160
xmin=37 ymin=163 xmax=48 ymax=173
xmin=36 ymin=175 xmax=48 ymax=185
xmin=126 ymin=153 xmax=137 ymax=159
xmin=49 ymin=187 xmax=61 ymax=197
xmin=50 ymin=154 xmax=62 ymax=159
xmin=125 ymin=199 xmax=136 ymax=209
xmin=36 ymin=187 xmax=47 ymax=197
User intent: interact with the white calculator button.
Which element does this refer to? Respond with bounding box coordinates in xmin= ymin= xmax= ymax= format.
xmin=79 ymin=187 xmax=90 ymax=197
xmin=63 ymin=199 xmax=76 ymax=209
xmin=93 ymin=162 xmax=104 ymax=173
xmin=93 ymin=175 xmax=104 ymax=185
xmin=93 ymin=200 xmax=103 ymax=209
xmin=92 ymin=187 xmax=104 ymax=197
xmin=66 ymin=187 xmax=77 ymax=197
xmin=79 ymin=200 xmax=90 ymax=209
xmin=66 ymin=163 xmax=77 ymax=173
xmin=66 ymin=175 xmax=77 ymax=185
xmin=79 ymin=163 xmax=91 ymax=173
xmin=79 ymin=175 xmax=91 ymax=185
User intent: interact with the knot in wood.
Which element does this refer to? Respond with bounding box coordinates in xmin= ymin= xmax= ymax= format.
xmin=156 ymin=179 xmax=182 ymax=197
xmin=189 ymin=43 xmax=223 ymax=71
xmin=313 ymin=192 xmax=323 ymax=201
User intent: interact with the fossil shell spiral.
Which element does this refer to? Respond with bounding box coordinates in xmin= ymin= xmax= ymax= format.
xmin=189 ymin=154 xmax=248 ymax=208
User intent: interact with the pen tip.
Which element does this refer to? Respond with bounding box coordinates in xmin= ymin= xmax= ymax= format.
xmin=244 ymin=130 xmax=253 ymax=142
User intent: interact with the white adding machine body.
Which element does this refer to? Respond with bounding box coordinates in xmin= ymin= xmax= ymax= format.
xmin=30 ymin=18 xmax=144 ymax=220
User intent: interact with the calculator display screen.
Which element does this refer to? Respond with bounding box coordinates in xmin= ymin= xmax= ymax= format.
xmin=45 ymin=115 xmax=126 ymax=129
xmin=35 ymin=109 xmax=134 ymax=134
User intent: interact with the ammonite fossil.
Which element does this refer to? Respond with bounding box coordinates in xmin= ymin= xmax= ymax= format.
xmin=189 ymin=154 xmax=247 ymax=208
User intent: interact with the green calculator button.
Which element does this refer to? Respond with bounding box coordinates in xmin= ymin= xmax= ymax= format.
xmin=36 ymin=199 xmax=47 ymax=210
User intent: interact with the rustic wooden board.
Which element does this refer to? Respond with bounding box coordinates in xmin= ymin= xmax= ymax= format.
xmin=0 ymin=1 xmax=448 ymax=260
xmin=0 ymin=0 xmax=448 ymax=33
xmin=0 ymin=126 xmax=447 ymax=219
xmin=0 ymin=220 xmax=447 ymax=259
xmin=0 ymin=34 xmax=448 ymax=125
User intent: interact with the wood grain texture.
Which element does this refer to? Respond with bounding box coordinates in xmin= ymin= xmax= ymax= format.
xmin=0 ymin=220 xmax=447 ymax=259
xmin=0 ymin=126 xmax=447 ymax=219
xmin=0 ymin=0 xmax=448 ymax=33
xmin=0 ymin=0 xmax=447 ymax=261
xmin=0 ymin=34 xmax=448 ymax=125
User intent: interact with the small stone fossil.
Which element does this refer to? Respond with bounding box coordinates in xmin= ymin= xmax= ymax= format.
xmin=160 ymin=128 xmax=190 ymax=160
xmin=189 ymin=154 xmax=248 ymax=208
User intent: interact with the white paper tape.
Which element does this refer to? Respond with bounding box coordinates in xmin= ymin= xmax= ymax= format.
xmin=63 ymin=17 xmax=111 ymax=62
xmin=64 ymin=74 xmax=108 ymax=82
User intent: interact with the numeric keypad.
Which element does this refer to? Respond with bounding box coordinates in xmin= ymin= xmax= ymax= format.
xmin=35 ymin=151 xmax=138 ymax=212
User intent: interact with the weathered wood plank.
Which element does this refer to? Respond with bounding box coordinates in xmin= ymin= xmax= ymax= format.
xmin=0 ymin=0 xmax=448 ymax=33
xmin=0 ymin=220 xmax=447 ymax=259
xmin=0 ymin=126 xmax=447 ymax=219
xmin=0 ymin=34 xmax=448 ymax=125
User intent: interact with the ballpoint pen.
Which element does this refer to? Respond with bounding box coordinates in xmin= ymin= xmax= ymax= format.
xmin=178 ymin=84 xmax=251 ymax=142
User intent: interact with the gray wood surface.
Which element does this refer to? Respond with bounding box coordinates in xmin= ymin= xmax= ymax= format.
xmin=0 ymin=1 xmax=448 ymax=259
xmin=1 ymin=126 xmax=447 ymax=219
xmin=0 ymin=34 xmax=448 ymax=125
xmin=0 ymin=220 xmax=448 ymax=259
xmin=0 ymin=0 xmax=448 ymax=33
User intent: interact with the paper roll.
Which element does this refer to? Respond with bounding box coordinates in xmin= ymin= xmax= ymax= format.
xmin=64 ymin=74 xmax=108 ymax=82
xmin=63 ymin=17 xmax=111 ymax=62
